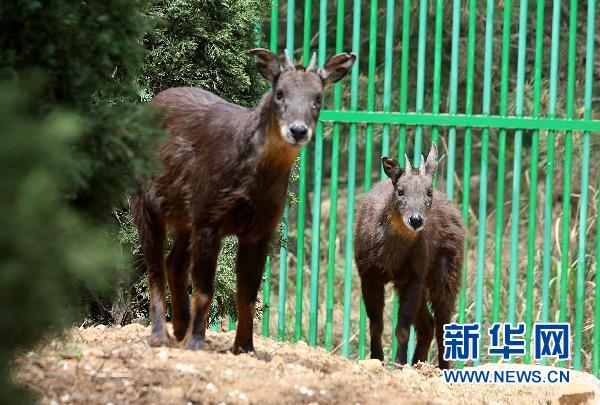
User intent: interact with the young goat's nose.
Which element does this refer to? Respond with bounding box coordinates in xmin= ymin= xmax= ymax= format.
xmin=409 ymin=214 xmax=423 ymax=229
xmin=289 ymin=124 xmax=308 ymax=141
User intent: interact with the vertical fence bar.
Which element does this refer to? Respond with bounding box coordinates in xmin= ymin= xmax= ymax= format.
xmin=387 ymin=0 xmax=402 ymax=362
xmin=474 ymin=0 xmax=495 ymax=366
xmin=276 ymin=0 xmax=296 ymax=341
xmin=574 ymin=135 xmax=590 ymax=370
xmin=262 ymin=0 xmax=279 ymax=338
xmin=459 ymin=0 xmax=476 ymax=327
xmin=379 ymin=0 xmax=394 ymax=176
xmin=286 ymin=0 xmax=295 ymax=51
xmin=595 ymin=176 xmax=600 ymax=375
xmin=507 ymin=0 xmax=528 ymax=329
xmin=493 ymin=0 xmax=512 ymax=331
xmin=430 ymin=0 xmax=443 ymax=189
xmin=412 ymin=0 xmax=427 ymax=165
xmin=325 ymin=0 xmax=345 ymax=351
xmin=574 ymin=0 xmax=595 ymax=370
xmin=401 ymin=0 xmax=428 ymax=363
xmin=445 ymin=0 xmax=461 ymax=201
xmin=541 ymin=0 xmax=561 ymax=332
xmin=558 ymin=0 xmax=577 ymax=333
xmin=278 ymin=203 xmax=290 ymax=339
xmin=559 ymin=0 xmax=578 ymax=322
xmin=585 ymin=0 xmax=598 ymax=375
xmin=397 ymin=0 xmax=411 ymax=162
xmin=391 ymin=0 xmax=411 ymax=361
xmin=262 ymin=255 xmax=272 ymax=336
xmin=343 ymin=0 xmax=362 ymax=359
xmin=524 ymin=0 xmax=544 ymax=364
xmin=364 ymin=0 xmax=378 ymax=194
xmin=308 ymin=0 xmax=327 ymax=347
xmin=362 ymin=0 xmax=378 ymax=357
xmin=295 ymin=0 xmax=312 ymax=343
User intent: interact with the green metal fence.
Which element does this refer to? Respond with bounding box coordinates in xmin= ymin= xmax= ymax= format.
xmin=222 ymin=0 xmax=600 ymax=373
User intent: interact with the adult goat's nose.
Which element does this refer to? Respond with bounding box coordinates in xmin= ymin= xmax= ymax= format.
xmin=290 ymin=124 xmax=308 ymax=141
xmin=409 ymin=214 xmax=423 ymax=229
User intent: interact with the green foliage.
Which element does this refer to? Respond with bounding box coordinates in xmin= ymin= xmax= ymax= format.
xmin=141 ymin=0 xmax=270 ymax=105
xmin=0 ymin=83 xmax=119 ymax=401
xmin=0 ymin=0 xmax=163 ymax=219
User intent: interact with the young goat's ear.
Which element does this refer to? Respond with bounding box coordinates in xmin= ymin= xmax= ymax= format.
xmin=250 ymin=48 xmax=281 ymax=84
xmin=424 ymin=143 xmax=439 ymax=177
xmin=381 ymin=157 xmax=402 ymax=186
xmin=318 ymin=52 xmax=357 ymax=86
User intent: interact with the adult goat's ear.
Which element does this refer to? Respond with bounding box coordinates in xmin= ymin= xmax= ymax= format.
xmin=381 ymin=156 xmax=402 ymax=186
xmin=424 ymin=143 xmax=439 ymax=177
xmin=318 ymin=52 xmax=357 ymax=86
xmin=250 ymin=48 xmax=281 ymax=84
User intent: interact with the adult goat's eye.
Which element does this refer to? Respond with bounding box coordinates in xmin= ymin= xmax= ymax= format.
xmin=276 ymin=90 xmax=284 ymax=100
xmin=313 ymin=94 xmax=322 ymax=109
xmin=397 ymin=189 xmax=405 ymax=197
xmin=427 ymin=189 xmax=433 ymax=198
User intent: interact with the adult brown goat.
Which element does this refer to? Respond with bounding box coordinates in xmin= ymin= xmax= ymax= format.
xmin=132 ymin=49 xmax=355 ymax=353
xmin=354 ymin=144 xmax=464 ymax=369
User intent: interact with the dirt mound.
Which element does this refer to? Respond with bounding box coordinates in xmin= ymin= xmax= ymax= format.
xmin=14 ymin=325 xmax=599 ymax=404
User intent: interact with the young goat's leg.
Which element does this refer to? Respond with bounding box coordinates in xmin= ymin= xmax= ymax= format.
xmin=360 ymin=273 xmax=385 ymax=361
xmin=131 ymin=192 xmax=168 ymax=347
xmin=431 ymin=295 xmax=455 ymax=370
xmin=233 ymin=236 xmax=271 ymax=354
xmin=394 ymin=278 xmax=425 ymax=366
xmin=166 ymin=231 xmax=191 ymax=342
xmin=411 ymin=299 xmax=435 ymax=365
xmin=184 ymin=227 xmax=220 ymax=350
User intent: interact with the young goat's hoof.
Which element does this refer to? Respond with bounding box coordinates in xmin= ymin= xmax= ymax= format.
xmin=148 ymin=332 xmax=169 ymax=347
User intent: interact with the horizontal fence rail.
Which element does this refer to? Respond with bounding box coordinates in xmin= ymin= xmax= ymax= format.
xmin=212 ymin=0 xmax=600 ymax=375
xmin=319 ymin=112 xmax=600 ymax=132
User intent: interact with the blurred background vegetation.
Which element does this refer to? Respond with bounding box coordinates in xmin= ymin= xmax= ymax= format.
xmin=1 ymin=0 xmax=599 ymax=399
xmin=0 ymin=0 xmax=268 ymax=399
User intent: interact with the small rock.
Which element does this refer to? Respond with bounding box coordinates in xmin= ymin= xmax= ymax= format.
xmin=358 ymin=359 xmax=382 ymax=371
xmin=557 ymin=382 xmax=596 ymax=405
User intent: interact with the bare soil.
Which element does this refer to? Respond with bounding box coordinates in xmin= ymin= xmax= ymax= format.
xmin=14 ymin=324 xmax=599 ymax=404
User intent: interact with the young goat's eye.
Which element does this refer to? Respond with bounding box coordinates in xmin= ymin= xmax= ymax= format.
xmin=397 ymin=189 xmax=405 ymax=197
xmin=427 ymin=189 xmax=433 ymax=198
xmin=313 ymin=94 xmax=322 ymax=109
xmin=276 ymin=90 xmax=284 ymax=100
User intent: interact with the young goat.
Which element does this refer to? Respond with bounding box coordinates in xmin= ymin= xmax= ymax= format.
xmin=354 ymin=144 xmax=464 ymax=369
xmin=132 ymin=49 xmax=355 ymax=353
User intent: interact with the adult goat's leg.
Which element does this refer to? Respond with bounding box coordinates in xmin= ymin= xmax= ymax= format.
xmin=131 ymin=192 xmax=168 ymax=347
xmin=184 ymin=226 xmax=220 ymax=350
xmin=233 ymin=236 xmax=271 ymax=354
xmin=166 ymin=231 xmax=191 ymax=342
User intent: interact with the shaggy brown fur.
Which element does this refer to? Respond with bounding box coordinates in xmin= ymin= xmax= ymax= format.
xmin=354 ymin=144 xmax=464 ymax=369
xmin=131 ymin=49 xmax=355 ymax=353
